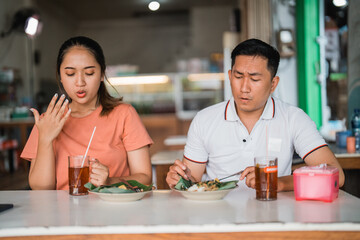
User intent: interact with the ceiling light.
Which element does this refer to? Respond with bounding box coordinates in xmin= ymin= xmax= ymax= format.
xmin=25 ymin=16 xmax=39 ymax=36
xmin=332 ymin=0 xmax=347 ymax=7
xmin=148 ymin=1 xmax=160 ymax=11
xmin=0 ymin=8 xmax=42 ymax=38
xmin=187 ymin=73 xmax=225 ymax=81
xmin=108 ymin=75 xmax=169 ymax=85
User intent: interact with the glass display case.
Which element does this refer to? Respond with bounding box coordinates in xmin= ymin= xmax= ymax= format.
xmin=106 ymin=72 xmax=224 ymax=119
xmin=173 ymin=73 xmax=224 ymax=120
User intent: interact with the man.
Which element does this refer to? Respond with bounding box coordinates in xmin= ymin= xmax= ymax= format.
xmin=166 ymin=38 xmax=345 ymax=191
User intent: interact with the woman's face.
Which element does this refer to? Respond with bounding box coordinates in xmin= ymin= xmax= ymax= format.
xmin=59 ymin=46 xmax=103 ymax=109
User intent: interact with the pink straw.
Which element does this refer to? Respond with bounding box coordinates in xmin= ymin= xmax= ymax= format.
xmin=266 ymin=125 xmax=268 ymax=158
xmin=266 ymin=124 xmax=269 ymax=199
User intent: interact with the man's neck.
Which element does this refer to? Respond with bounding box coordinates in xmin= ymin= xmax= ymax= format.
xmin=236 ymin=106 xmax=265 ymax=134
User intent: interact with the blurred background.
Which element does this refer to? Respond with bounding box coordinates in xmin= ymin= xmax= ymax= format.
xmin=0 ymin=0 xmax=358 ymax=191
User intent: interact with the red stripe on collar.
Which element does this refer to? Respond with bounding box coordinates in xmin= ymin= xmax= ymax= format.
xmin=271 ymin=97 xmax=275 ymax=118
xmin=224 ymin=100 xmax=231 ymax=120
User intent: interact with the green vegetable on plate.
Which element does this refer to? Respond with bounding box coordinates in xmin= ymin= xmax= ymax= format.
xmin=174 ymin=177 xmax=238 ymax=191
xmin=85 ymin=180 xmax=153 ymax=193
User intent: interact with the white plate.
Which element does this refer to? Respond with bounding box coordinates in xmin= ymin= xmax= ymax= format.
xmin=90 ymin=191 xmax=151 ymax=202
xmin=174 ymin=187 xmax=236 ymax=201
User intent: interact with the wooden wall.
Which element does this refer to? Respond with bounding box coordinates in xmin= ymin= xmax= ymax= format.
xmin=141 ymin=114 xmax=191 ymax=156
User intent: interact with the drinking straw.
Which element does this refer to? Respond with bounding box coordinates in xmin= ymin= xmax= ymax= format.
xmin=266 ymin=124 xmax=270 ymax=199
xmin=81 ymin=126 xmax=97 ymax=168
xmin=74 ymin=126 xmax=97 ymax=190
xmin=266 ymin=124 xmax=268 ymax=158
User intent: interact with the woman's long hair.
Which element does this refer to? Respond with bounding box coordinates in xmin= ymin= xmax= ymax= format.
xmin=56 ymin=36 xmax=122 ymax=116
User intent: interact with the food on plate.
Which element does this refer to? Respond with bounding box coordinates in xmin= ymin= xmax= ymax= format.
xmin=187 ymin=178 xmax=221 ymax=192
xmin=118 ymin=185 xmax=127 ymax=190
xmin=174 ymin=177 xmax=238 ymax=192
xmin=84 ymin=180 xmax=153 ymax=193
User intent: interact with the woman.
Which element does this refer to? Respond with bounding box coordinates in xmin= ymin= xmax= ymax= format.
xmin=21 ymin=36 xmax=153 ymax=190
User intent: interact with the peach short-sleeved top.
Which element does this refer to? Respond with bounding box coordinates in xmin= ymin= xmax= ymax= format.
xmin=21 ymin=103 xmax=153 ymax=190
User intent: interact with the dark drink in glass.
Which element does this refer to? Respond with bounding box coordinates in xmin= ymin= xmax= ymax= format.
xmin=254 ymin=156 xmax=278 ymax=200
xmin=68 ymin=155 xmax=90 ymax=195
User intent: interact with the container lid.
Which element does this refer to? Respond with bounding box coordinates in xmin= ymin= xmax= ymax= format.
xmin=336 ymin=130 xmax=352 ymax=136
xmin=293 ymin=164 xmax=339 ymax=175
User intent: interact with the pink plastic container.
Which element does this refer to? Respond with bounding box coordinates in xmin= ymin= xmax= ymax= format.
xmin=293 ymin=165 xmax=339 ymax=202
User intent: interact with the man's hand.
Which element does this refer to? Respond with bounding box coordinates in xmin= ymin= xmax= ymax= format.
xmin=240 ymin=166 xmax=256 ymax=189
xmin=166 ymin=159 xmax=195 ymax=189
xmin=240 ymin=166 xmax=294 ymax=191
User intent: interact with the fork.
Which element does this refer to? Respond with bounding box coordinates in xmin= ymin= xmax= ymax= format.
xmin=119 ymin=179 xmax=141 ymax=192
xmin=188 ymin=170 xmax=244 ymax=187
xmin=214 ymin=170 xmax=244 ymax=182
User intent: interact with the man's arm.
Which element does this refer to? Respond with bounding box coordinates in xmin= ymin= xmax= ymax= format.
xmin=166 ymin=157 xmax=206 ymax=188
xmin=277 ymin=146 xmax=345 ymax=191
xmin=303 ymin=146 xmax=345 ymax=187
xmin=242 ymin=146 xmax=345 ymax=192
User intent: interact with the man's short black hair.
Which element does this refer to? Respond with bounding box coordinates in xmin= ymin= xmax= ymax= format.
xmin=231 ymin=38 xmax=280 ymax=78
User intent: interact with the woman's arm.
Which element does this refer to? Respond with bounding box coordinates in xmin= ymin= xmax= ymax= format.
xmin=119 ymin=145 xmax=152 ymax=185
xmin=28 ymin=94 xmax=71 ymax=190
xmin=28 ymin=139 xmax=57 ymax=190
xmin=90 ymin=145 xmax=153 ymax=186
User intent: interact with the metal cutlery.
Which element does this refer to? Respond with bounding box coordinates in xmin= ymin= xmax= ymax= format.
xmin=216 ymin=170 xmax=244 ymax=182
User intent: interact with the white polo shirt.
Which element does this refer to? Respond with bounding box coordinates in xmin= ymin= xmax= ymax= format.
xmin=183 ymin=96 xmax=327 ymax=183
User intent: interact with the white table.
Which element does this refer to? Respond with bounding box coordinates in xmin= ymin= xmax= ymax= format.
xmin=163 ymin=135 xmax=187 ymax=147
xmin=151 ymin=150 xmax=183 ymax=165
xmin=0 ymin=187 xmax=359 ymax=239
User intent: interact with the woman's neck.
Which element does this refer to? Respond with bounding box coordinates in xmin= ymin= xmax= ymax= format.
xmin=69 ymin=101 xmax=99 ymax=118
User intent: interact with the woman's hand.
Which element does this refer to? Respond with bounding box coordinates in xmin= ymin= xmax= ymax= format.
xmin=89 ymin=158 xmax=110 ymax=186
xmin=30 ymin=93 xmax=71 ymax=143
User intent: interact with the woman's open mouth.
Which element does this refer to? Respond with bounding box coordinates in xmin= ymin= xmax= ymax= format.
xmin=76 ymin=90 xmax=86 ymax=98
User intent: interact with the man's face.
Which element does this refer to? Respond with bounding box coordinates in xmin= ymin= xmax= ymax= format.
xmin=228 ymin=55 xmax=279 ymax=117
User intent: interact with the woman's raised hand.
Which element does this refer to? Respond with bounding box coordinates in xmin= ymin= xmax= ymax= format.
xmin=30 ymin=93 xmax=71 ymax=143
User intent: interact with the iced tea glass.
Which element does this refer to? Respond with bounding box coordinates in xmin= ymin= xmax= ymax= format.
xmin=68 ymin=155 xmax=90 ymax=196
xmin=254 ymin=156 xmax=278 ymax=201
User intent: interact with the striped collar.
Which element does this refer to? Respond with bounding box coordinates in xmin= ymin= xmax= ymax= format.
xmin=261 ymin=97 xmax=276 ymax=119
xmin=224 ymin=96 xmax=275 ymax=121
xmin=224 ymin=97 xmax=237 ymax=121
